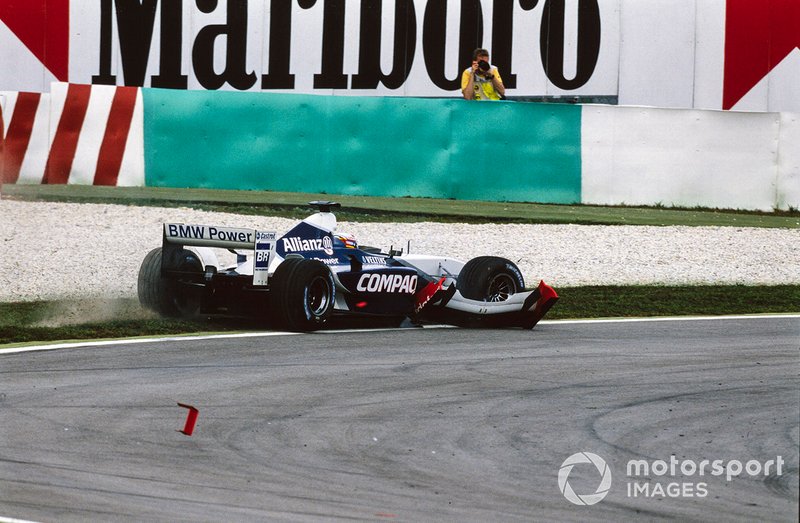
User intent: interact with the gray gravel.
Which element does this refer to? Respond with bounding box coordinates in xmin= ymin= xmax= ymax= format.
xmin=1 ymin=200 xmax=798 ymax=302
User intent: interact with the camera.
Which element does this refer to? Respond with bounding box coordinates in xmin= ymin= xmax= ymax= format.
xmin=477 ymin=60 xmax=490 ymax=72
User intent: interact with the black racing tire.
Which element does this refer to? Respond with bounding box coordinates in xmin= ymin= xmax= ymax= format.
xmin=270 ymin=258 xmax=335 ymax=331
xmin=456 ymin=256 xmax=525 ymax=302
xmin=137 ymin=247 xmax=204 ymax=318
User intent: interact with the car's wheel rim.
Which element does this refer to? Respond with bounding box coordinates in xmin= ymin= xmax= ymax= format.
xmin=486 ymin=273 xmax=516 ymax=302
xmin=306 ymin=276 xmax=332 ymax=317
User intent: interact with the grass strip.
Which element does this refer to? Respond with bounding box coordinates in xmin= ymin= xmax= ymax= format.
xmin=545 ymin=285 xmax=800 ymax=320
xmin=2 ymin=285 xmax=797 ymax=346
xmin=3 ymin=184 xmax=798 ymax=228
xmin=0 ymin=319 xmax=240 ymax=346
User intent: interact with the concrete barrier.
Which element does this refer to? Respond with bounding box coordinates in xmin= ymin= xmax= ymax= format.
xmin=581 ymin=105 xmax=788 ymax=211
xmin=1 ymin=83 xmax=797 ymax=211
xmin=0 ymin=84 xmax=143 ymax=186
xmin=142 ymin=88 xmax=583 ymax=204
xmin=777 ymin=113 xmax=800 ymax=210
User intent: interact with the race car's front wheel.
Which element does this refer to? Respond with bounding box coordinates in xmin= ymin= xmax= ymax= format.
xmin=457 ymin=256 xmax=525 ymax=302
xmin=138 ymin=247 xmax=204 ymax=318
xmin=270 ymin=258 xmax=335 ymax=331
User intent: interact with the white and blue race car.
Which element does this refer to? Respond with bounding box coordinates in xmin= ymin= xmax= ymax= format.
xmin=138 ymin=201 xmax=558 ymax=331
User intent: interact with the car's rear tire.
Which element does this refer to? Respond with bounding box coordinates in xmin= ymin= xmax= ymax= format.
xmin=270 ymin=258 xmax=335 ymax=331
xmin=138 ymin=247 xmax=204 ymax=318
xmin=457 ymin=256 xmax=525 ymax=302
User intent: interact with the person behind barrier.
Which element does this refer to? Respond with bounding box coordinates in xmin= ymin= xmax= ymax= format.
xmin=461 ymin=48 xmax=505 ymax=101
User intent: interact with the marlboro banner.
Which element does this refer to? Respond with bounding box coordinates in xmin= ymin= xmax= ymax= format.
xmin=1 ymin=1 xmax=798 ymax=111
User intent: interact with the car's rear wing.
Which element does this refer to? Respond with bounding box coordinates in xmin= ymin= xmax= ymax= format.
xmin=164 ymin=223 xmax=259 ymax=249
xmin=162 ymin=223 xmax=278 ymax=285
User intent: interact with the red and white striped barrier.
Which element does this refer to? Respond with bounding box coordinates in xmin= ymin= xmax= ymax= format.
xmin=1 ymin=82 xmax=144 ymax=186
xmin=0 ymin=93 xmax=5 ymax=178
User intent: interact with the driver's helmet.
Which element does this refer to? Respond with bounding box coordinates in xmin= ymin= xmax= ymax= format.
xmin=334 ymin=232 xmax=358 ymax=249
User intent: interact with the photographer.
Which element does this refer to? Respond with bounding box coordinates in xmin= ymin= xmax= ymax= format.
xmin=461 ymin=48 xmax=505 ymax=101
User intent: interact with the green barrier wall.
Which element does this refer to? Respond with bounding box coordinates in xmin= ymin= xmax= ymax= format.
xmin=143 ymin=89 xmax=581 ymax=203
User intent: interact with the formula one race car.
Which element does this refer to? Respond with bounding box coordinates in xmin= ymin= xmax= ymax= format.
xmin=137 ymin=201 xmax=558 ymax=331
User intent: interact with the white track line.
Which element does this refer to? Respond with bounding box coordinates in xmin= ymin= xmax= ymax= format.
xmin=0 ymin=325 xmax=456 ymax=355
xmin=1 ymin=315 xmax=797 ymax=355
xmin=541 ymin=314 xmax=800 ymax=325
xmin=0 ymin=331 xmax=299 ymax=355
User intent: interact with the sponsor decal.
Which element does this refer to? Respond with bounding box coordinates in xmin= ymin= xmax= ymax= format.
xmin=254 ymin=249 xmax=271 ymax=267
xmin=362 ymin=255 xmax=387 ymax=265
xmin=356 ymin=273 xmax=417 ymax=294
xmin=505 ymin=262 xmax=525 ymax=288
xmin=414 ymin=277 xmax=446 ymax=313
xmin=166 ymin=224 xmax=254 ymax=244
xmin=253 ymin=230 xmax=277 ymax=285
xmin=312 ymin=257 xmax=340 ymax=266
xmin=282 ymin=235 xmax=334 ymax=256
xmin=88 ymin=0 xmax=603 ymax=93
xmin=254 ymin=232 xmax=276 ymax=268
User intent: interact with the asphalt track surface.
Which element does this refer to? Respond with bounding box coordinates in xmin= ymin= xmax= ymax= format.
xmin=1 ymin=317 xmax=798 ymax=522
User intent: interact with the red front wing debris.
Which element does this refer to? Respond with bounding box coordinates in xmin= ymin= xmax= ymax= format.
xmin=525 ymin=280 xmax=559 ymax=329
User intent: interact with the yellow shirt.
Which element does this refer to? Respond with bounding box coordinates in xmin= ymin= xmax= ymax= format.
xmin=461 ymin=67 xmax=503 ymax=100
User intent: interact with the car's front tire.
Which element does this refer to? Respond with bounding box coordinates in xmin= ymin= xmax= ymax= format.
xmin=270 ymin=258 xmax=335 ymax=331
xmin=456 ymin=256 xmax=525 ymax=302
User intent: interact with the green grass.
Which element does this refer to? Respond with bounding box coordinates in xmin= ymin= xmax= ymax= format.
xmin=1 ymin=286 xmax=797 ymax=347
xmin=0 ymin=298 xmax=241 ymax=346
xmin=4 ymin=184 xmax=798 ymax=228
xmin=0 ymin=319 xmax=225 ymax=346
xmin=546 ymin=285 xmax=800 ymax=320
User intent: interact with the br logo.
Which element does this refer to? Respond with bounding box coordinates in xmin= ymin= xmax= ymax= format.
xmin=558 ymin=452 xmax=612 ymax=506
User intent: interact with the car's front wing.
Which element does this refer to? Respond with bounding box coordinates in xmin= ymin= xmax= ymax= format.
xmin=420 ymin=280 xmax=559 ymax=329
